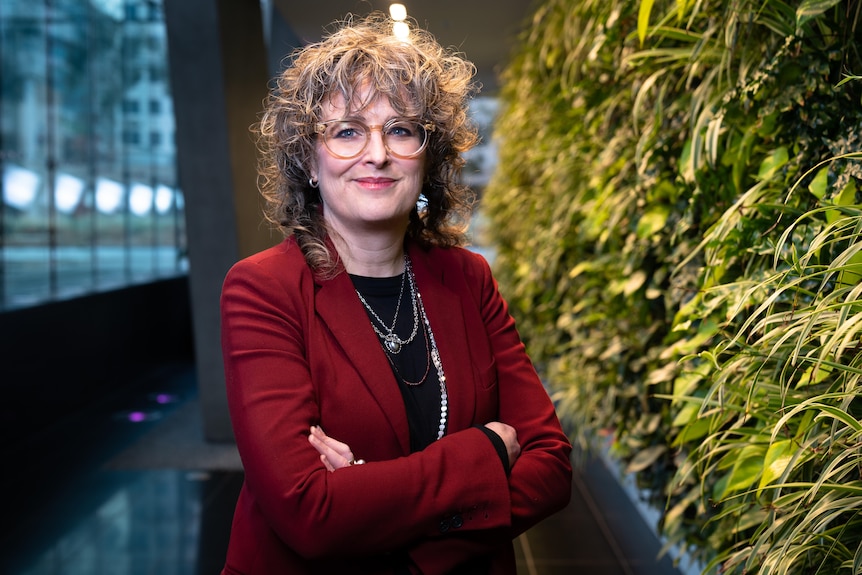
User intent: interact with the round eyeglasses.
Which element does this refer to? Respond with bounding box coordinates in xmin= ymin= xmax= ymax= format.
xmin=314 ymin=118 xmax=435 ymax=160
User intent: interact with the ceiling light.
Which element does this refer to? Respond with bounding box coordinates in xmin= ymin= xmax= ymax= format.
xmin=55 ymin=173 xmax=84 ymax=213
xmin=393 ymin=21 xmax=410 ymax=40
xmin=389 ymin=3 xmax=407 ymax=21
xmin=96 ymin=177 xmax=123 ymax=213
xmin=129 ymin=183 xmax=154 ymax=216
xmin=3 ymin=165 xmax=39 ymax=209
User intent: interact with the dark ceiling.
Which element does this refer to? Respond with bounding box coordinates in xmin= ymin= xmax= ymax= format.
xmin=270 ymin=0 xmax=535 ymax=94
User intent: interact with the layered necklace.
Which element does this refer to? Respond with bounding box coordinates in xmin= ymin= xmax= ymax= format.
xmin=354 ymin=257 xmax=419 ymax=354
xmin=354 ymin=255 xmax=449 ymax=441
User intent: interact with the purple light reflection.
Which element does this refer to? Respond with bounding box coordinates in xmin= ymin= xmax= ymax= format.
xmin=117 ymin=410 xmax=162 ymax=423
xmin=150 ymin=392 xmax=179 ymax=405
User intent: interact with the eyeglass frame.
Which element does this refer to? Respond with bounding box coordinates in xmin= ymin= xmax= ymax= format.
xmin=313 ymin=117 xmax=436 ymax=160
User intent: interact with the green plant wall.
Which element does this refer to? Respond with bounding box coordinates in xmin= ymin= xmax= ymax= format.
xmin=483 ymin=0 xmax=862 ymax=572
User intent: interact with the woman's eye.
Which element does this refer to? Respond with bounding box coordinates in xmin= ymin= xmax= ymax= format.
xmin=387 ymin=123 xmax=414 ymax=138
xmin=332 ymin=124 xmax=363 ymax=139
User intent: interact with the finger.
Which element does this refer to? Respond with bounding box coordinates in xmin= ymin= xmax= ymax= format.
xmin=311 ymin=426 xmax=353 ymax=459
xmin=311 ymin=426 xmax=342 ymax=448
xmin=309 ymin=433 xmax=356 ymax=470
xmin=308 ymin=431 xmax=336 ymax=460
xmin=320 ymin=453 xmax=335 ymax=472
xmin=311 ymin=437 xmax=338 ymax=472
xmin=319 ymin=434 xmax=352 ymax=456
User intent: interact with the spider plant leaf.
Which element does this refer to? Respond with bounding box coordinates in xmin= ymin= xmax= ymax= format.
xmin=796 ymin=0 xmax=845 ymax=28
xmin=637 ymin=0 xmax=656 ymax=46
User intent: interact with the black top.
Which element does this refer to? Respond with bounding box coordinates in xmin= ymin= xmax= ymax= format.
xmin=350 ymin=273 xmax=442 ymax=452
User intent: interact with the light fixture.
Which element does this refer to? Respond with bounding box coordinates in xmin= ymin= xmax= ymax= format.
xmin=55 ymin=173 xmax=84 ymax=213
xmin=393 ymin=20 xmax=410 ymax=40
xmin=96 ymin=177 xmax=124 ymax=213
xmin=155 ymin=184 xmax=174 ymax=214
xmin=129 ymin=183 xmax=154 ymax=216
xmin=389 ymin=3 xmax=407 ymax=21
xmin=3 ymin=165 xmax=39 ymax=209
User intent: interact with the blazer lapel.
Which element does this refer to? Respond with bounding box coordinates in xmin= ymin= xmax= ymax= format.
xmin=315 ymin=271 xmax=412 ymax=455
xmin=408 ymin=245 xmax=476 ymax=434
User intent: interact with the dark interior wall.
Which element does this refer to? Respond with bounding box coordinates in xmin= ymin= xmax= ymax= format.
xmin=0 ymin=277 xmax=194 ymax=454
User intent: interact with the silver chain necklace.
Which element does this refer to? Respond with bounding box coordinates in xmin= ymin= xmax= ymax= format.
xmin=354 ymin=255 xmax=448 ymax=440
xmin=354 ymin=255 xmax=419 ymax=354
xmin=417 ymin=290 xmax=449 ymax=440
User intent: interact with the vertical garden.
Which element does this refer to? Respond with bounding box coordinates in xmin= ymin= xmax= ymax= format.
xmin=482 ymin=0 xmax=862 ymax=572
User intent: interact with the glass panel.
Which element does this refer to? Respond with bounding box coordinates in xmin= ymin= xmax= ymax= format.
xmin=0 ymin=0 xmax=186 ymax=311
xmin=1 ymin=2 xmax=52 ymax=307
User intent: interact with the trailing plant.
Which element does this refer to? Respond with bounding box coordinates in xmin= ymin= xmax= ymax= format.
xmin=483 ymin=0 xmax=862 ymax=571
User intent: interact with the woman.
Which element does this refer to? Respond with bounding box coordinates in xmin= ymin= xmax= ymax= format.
xmin=220 ymin=12 xmax=572 ymax=575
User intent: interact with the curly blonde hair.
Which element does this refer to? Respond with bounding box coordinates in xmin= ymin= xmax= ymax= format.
xmin=255 ymin=12 xmax=480 ymax=276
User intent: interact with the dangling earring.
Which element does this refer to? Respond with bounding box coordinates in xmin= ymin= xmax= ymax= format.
xmin=308 ymin=177 xmax=319 ymax=188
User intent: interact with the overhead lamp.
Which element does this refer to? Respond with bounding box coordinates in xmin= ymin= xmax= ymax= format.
xmin=129 ymin=183 xmax=154 ymax=216
xmin=155 ymin=184 xmax=174 ymax=214
xmin=3 ymin=165 xmax=39 ymax=209
xmin=392 ymin=20 xmax=410 ymax=40
xmin=55 ymin=173 xmax=84 ymax=213
xmin=389 ymin=3 xmax=407 ymax=21
xmin=96 ymin=177 xmax=124 ymax=213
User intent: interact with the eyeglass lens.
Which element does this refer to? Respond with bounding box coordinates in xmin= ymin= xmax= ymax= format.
xmin=322 ymin=119 xmax=428 ymax=159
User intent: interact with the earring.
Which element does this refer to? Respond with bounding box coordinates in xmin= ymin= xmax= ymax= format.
xmin=308 ymin=177 xmax=319 ymax=188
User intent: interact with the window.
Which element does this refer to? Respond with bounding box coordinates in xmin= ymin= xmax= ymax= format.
xmin=0 ymin=0 xmax=187 ymax=310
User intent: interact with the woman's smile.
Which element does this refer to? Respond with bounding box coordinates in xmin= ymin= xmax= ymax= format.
xmin=354 ymin=176 xmax=398 ymax=190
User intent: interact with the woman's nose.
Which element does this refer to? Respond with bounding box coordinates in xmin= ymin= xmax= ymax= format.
xmin=363 ymin=128 xmax=389 ymax=164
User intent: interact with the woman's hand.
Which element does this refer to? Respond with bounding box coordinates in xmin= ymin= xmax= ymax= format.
xmin=484 ymin=421 xmax=521 ymax=469
xmin=308 ymin=426 xmax=364 ymax=472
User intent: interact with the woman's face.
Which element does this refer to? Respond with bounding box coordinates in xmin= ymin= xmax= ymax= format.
xmin=311 ymin=86 xmax=426 ymax=240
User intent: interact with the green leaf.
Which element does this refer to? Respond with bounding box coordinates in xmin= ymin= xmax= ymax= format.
xmin=626 ymin=444 xmax=667 ymax=473
xmin=796 ymin=0 xmax=844 ymax=20
xmin=636 ymin=207 xmax=670 ymax=238
xmin=838 ymin=250 xmax=862 ymax=289
xmin=624 ymin=270 xmax=648 ymax=295
xmin=757 ymin=439 xmax=794 ymax=494
xmin=813 ymin=404 xmax=862 ymax=433
xmin=827 ymin=179 xmax=858 ymax=224
xmin=808 ymin=167 xmax=828 ymax=199
xmin=637 ymin=0 xmax=656 ymax=46
xmin=673 ymin=416 xmax=712 ymax=445
xmin=756 ymin=147 xmax=789 ymax=181
xmin=796 ymin=363 xmax=833 ymax=388
xmin=716 ymin=444 xmax=766 ymax=500
xmin=835 ymin=178 xmax=858 ymax=206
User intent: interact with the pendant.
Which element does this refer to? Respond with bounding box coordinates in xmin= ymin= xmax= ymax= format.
xmin=384 ymin=334 xmax=402 ymax=354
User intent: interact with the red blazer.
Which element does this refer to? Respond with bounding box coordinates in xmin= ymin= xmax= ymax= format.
xmin=220 ymin=238 xmax=572 ymax=575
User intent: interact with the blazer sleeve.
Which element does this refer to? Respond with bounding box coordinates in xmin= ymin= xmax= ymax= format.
xmin=472 ymin=252 xmax=573 ymax=536
xmin=221 ymin=255 xmax=519 ymax=561
xmin=405 ymin=250 xmax=573 ymax=572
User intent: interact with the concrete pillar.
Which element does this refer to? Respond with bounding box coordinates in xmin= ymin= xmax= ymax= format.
xmin=164 ymin=0 xmax=279 ymax=441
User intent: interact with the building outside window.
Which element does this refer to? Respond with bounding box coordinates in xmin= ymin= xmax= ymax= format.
xmin=0 ymin=0 xmax=186 ymax=310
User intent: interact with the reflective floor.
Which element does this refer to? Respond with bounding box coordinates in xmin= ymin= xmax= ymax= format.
xmin=0 ymin=362 xmax=689 ymax=575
